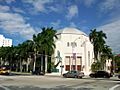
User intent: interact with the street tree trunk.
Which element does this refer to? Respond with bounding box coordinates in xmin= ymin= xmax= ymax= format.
xmin=20 ymin=57 xmax=22 ymax=72
xmin=33 ymin=53 xmax=36 ymax=71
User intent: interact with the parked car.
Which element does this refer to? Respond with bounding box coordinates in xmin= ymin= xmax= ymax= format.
xmin=89 ymin=70 xmax=112 ymax=78
xmin=0 ymin=65 xmax=11 ymax=75
xmin=31 ymin=67 xmax=45 ymax=75
xmin=63 ymin=70 xmax=84 ymax=78
xmin=118 ymin=74 xmax=120 ymax=79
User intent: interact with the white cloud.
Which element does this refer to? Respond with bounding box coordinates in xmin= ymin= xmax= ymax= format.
xmin=5 ymin=0 xmax=15 ymax=4
xmin=0 ymin=0 xmax=15 ymax=4
xmin=83 ymin=0 xmax=95 ymax=7
xmin=98 ymin=20 xmax=120 ymax=54
xmin=49 ymin=5 xmax=61 ymax=13
xmin=99 ymin=0 xmax=120 ymax=12
xmin=0 ymin=12 xmax=36 ymax=39
xmin=49 ymin=6 xmax=58 ymax=12
xmin=51 ymin=20 xmax=61 ymax=29
xmin=22 ymin=0 xmax=52 ymax=12
xmin=69 ymin=22 xmax=77 ymax=28
xmin=12 ymin=7 xmax=25 ymax=14
xmin=0 ymin=5 xmax=10 ymax=12
xmin=66 ymin=5 xmax=78 ymax=20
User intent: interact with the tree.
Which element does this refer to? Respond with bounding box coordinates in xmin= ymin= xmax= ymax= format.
xmin=0 ymin=27 xmax=58 ymax=73
xmin=101 ymin=45 xmax=113 ymax=70
xmin=89 ymin=29 xmax=113 ymax=71
xmin=32 ymin=33 xmax=42 ymax=72
xmin=0 ymin=47 xmax=7 ymax=65
xmin=20 ymin=40 xmax=34 ymax=72
xmin=30 ymin=27 xmax=58 ymax=73
xmin=89 ymin=29 xmax=98 ymax=61
xmin=39 ymin=27 xmax=58 ymax=73
xmin=113 ymin=55 xmax=120 ymax=73
xmin=0 ymin=46 xmax=14 ymax=66
xmin=91 ymin=62 xmax=101 ymax=72
xmin=89 ymin=29 xmax=107 ymax=61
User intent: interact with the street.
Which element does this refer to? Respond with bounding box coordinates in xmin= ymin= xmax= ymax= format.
xmin=0 ymin=74 xmax=120 ymax=90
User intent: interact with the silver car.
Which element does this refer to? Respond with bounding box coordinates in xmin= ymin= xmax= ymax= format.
xmin=63 ymin=70 xmax=84 ymax=78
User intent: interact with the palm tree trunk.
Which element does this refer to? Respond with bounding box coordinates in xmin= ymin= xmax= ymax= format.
xmin=33 ymin=53 xmax=36 ymax=71
xmin=45 ymin=55 xmax=47 ymax=73
xmin=26 ymin=58 xmax=29 ymax=72
xmin=0 ymin=57 xmax=2 ymax=65
xmin=41 ymin=55 xmax=43 ymax=72
xmin=20 ymin=57 xmax=22 ymax=72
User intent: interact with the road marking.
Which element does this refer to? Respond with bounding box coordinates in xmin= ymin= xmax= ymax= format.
xmin=0 ymin=85 xmax=10 ymax=90
xmin=109 ymin=84 xmax=120 ymax=90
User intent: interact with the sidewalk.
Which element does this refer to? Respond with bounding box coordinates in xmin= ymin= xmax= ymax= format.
xmin=11 ymin=71 xmax=62 ymax=77
xmin=10 ymin=71 xmax=90 ymax=78
xmin=45 ymin=73 xmax=62 ymax=77
xmin=11 ymin=71 xmax=31 ymax=75
xmin=45 ymin=73 xmax=90 ymax=78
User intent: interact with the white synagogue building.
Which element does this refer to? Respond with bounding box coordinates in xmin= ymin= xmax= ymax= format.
xmin=0 ymin=34 xmax=12 ymax=47
xmin=53 ymin=27 xmax=94 ymax=75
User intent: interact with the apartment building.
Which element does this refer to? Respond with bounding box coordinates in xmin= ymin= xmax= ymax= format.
xmin=0 ymin=34 xmax=12 ymax=47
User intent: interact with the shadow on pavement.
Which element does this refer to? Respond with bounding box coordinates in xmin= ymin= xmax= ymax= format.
xmin=82 ymin=76 xmax=120 ymax=81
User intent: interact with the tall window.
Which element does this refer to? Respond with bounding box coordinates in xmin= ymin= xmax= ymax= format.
xmin=88 ymin=51 xmax=90 ymax=66
xmin=67 ymin=42 xmax=69 ymax=47
xmin=65 ymin=56 xmax=70 ymax=71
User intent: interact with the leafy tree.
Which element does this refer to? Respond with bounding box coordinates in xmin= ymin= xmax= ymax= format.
xmin=114 ymin=55 xmax=120 ymax=73
xmin=91 ymin=62 xmax=101 ymax=72
xmin=101 ymin=45 xmax=113 ymax=70
xmin=0 ymin=27 xmax=57 ymax=73
xmin=20 ymin=40 xmax=34 ymax=72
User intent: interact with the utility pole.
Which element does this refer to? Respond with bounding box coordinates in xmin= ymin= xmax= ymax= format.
xmin=72 ymin=37 xmax=81 ymax=71
xmin=33 ymin=48 xmax=36 ymax=72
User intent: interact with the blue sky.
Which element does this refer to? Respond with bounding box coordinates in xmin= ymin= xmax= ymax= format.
xmin=0 ymin=0 xmax=120 ymax=54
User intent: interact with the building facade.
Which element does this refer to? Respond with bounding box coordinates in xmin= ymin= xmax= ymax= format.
xmin=0 ymin=34 xmax=12 ymax=47
xmin=53 ymin=28 xmax=94 ymax=75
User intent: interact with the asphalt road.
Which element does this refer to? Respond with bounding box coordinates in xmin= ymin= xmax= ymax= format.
xmin=0 ymin=74 xmax=120 ymax=90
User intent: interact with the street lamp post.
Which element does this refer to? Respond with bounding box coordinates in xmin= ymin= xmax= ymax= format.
xmin=56 ymin=50 xmax=62 ymax=75
xmin=71 ymin=37 xmax=81 ymax=71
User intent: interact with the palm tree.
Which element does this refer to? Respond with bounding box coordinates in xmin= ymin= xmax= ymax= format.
xmin=40 ymin=27 xmax=58 ymax=73
xmin=0 ymin=46 xmax=18 ymax=72
xmin=97 ymin=31 xmax=107 ymax=60
xmin=89 ymin=29 xmax=112 ymax=71
xmin=0 ymin=27 xmax=58 ymax=73
xmin=16 ymin=44 xmax=25 ymax=72
xmin=20 ymin=40 xmax=34 ymax=72
xmin=5 ymin=46 xmax=14 ymax=66
xmin=32 ymin=34 xmax=41 ymax=72
xmin=0 ymin=47 xmax=6 ymax=65
xmin=89 ymin=29 xmax=98 ymax=61
xmin=0 ymin=46 xmax=14 ymax=66
xmin=89 ymin=29 xmax=107 ymax=61
xmin=30 ymin=27 xmax=57 ymax=73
